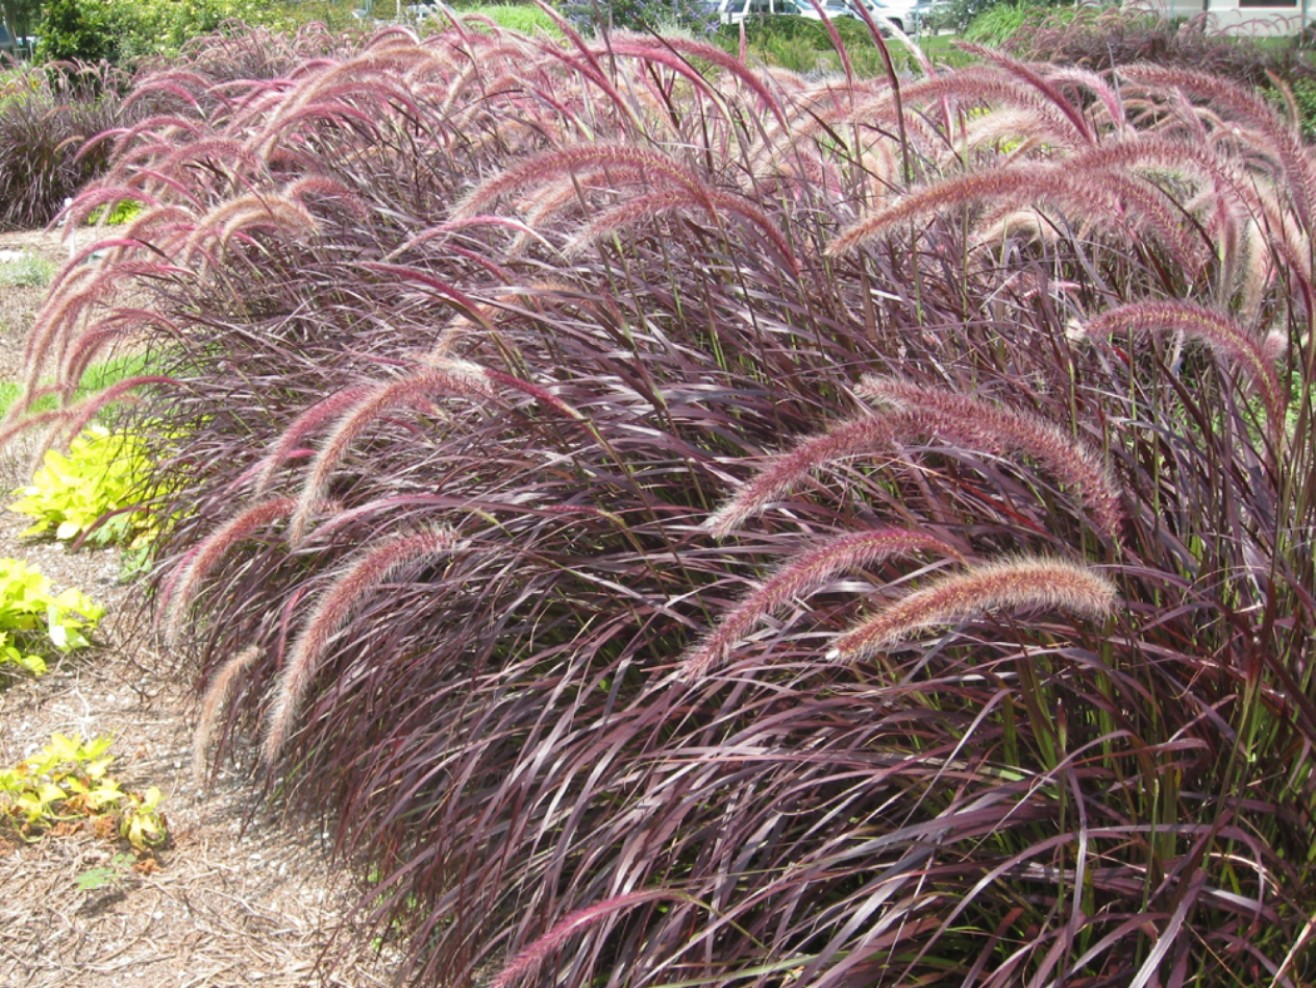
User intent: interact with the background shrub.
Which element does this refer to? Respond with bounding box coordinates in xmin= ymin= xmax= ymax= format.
xmin=10 ymin=18 xmax=1316 ymax=988
xmin=1003 ymin=4 xmax=1316 ymax=87
xmin=714 ymin=13 xmax=931 ymax=74
xmin=561 ymin=0 xmax=715 ymax=33
xmin=0 ymin=60 xmax=128 ymax=230
xmin=449 ymin=3 xmax=565 ymax=36
xmin=960 ymin=0 xmax=1062 ymax=46
xmin=34 ymin=0 xmax=358 ymax=63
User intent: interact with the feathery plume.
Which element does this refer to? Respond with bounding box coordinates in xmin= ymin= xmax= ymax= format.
xmin=827 ymin=556 xmax=1117 ymax=662
xmin=160 ymin=497 xmax=298 ymax=649
xmin=252 ymin=386 xmax=373 ymax=495
xmin=828 ymin=165 xmax=1120 ymax=257
xmin=453 ymin=144 xmax=712 ymax=220
xmin=491 ymin=890 xmax=681 ymax=988
xmin=46 ymin=376 xmax=176 ymax=449
xmin=192 ymin=645 xmax=263 ymax=785
xmin=262 ymin=526 xmax=460 ymax=763
xmin=287 ymin=361 xmax=496 ymax=544
xmin=183 ymin=194 xmax=319 ymax=265
xmin=955 ymin=43 xmax=1095 ymax=144
xmin=1118 ymin=64 xmax=1314 ymax=230
xmin=568 ymin=186 xmax=799 ymax=273
xmin=680 ymin=528 xmax=962 ymax=680
xmin=705 ymin=414 xmax=898 ymax=539
xmin=858 ymin=377 xmax=1125 ymax=539
xmin=604 ymin=35 xmax=787 ymax=128
xmin=1080 ymin=301 xmax=1287 ymax=434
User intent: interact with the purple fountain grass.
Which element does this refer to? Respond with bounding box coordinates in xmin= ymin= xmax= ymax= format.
xmin=262 ymin=525 xmax=461 ymax=764
xmin=59 ymin=185 xmax=165 ymax=229
xmin=17 ymin=272 xmax=120 ymax=413
xmin=490 ymin=889 xmax=685 ymax=988
xmin=182 ymin=194 xmax=320 ymax=265
xmin=283 ymin=175 xmax=370 ymax=220
xmin=160 ymin=497 xmax=299 ymax=649
xmin=287 ymin=361 xmax=497 ymax=544
xmin=387 ymin=216 xmax=555 ymax=261
xmin=603 ymin=35 xmax=788 ymax=129
xmin=826 ymin=555 xmax=1117 ymax=662
xmin=154 ymin=138 xmax=265 ymax=184
xmin=252 ymin=386 xmax=374 ymax=496
xmin=18 ymin=22 xmax=1314 ymax=984
xmin=857 ymin=377 xmax=1124 ymax=538
xmin=1117 ymin=63 xmax=1314 ymax=229
xmin=828 ymin=164 xmax=1123 ymax=257
xmin=39 ymin=376 xmax=177 ymax=451
xmin=120 ymin=68 xmax=214 ymax=113
xmin=192 ymin=644 xmax=263 ymax=784
xmin=679 ymin=527 xmax=963 ymax=680
xmin=59 ymin=308 xmax=184 ymax=391
xmin=898 ymin=66 xmax=1093 ymax=146
xmin=709 ymin=380 xmax=1123 ymax=541
xmin=1044 ymin=66 xmax=1128 ymax=134
xmin=1079 ymin=300 xmax=1288 ymax=435
xmin=453 ymin=144 xmax=717 ymax=221
xmin=955 ymin=45 xmax=1096 ymax=146
xmin=522 ymin=169 xmax=650 ymax=231
xmin=704 ymin=414 xmax=899 ymax=539
xmin=564 ymin=185 xmax=800 ymax=273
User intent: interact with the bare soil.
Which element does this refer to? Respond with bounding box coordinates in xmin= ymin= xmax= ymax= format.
xmin=0 ymin=230 xmax=402 ymax=988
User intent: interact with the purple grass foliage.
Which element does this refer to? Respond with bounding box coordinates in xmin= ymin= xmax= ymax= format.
xmin=0 ymin=61 xmax=132 ymax=230
xmin=7 ymin=17 xmax=1314 ymax=987
xmin=263 ymin=525 xmax=460 ymax=763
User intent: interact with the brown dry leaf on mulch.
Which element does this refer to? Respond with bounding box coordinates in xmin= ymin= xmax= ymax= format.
xmin=0 ymin=230 xmax=403 ymax=988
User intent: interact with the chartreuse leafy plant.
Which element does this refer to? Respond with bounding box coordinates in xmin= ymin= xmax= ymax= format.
xmin=0 ymin=733 xmax=167 ymax=853
xmin=10 ymin=425 xmax=161 ymax=550
xmin=0 ymin=558 xmax=102 ymax=677
xmin=84 ymin=198 xmax=143 ymax=227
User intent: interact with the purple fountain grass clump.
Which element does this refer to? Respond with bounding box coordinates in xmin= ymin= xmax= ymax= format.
xmin=12 ymin=20 xmax=1315 ymax=985
xmin=263 ymin=525 xmax=462 ymax=764
xmin=680 ymin=527 xmax=963 ymax=680
xmin=826 ymin=555 xmax=1118 ymax=662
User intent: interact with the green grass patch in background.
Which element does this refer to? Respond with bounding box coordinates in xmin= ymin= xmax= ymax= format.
xmin=714 ymin=14 xmax=971 ymax=75
xmin=0 ymin=352 xmax=162 ymax=420
xmin=0 ymin=251 xmax=56 ymax=288
xmin=450 ymin=3 xmax=564 ymax=36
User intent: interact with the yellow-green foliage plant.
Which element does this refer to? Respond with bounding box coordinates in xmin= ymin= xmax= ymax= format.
xmin=0 ymin=558 xmax=102 ymax=677
xmin=10 ymin=425 xmax=161 ymax=550
xmin=0 ymin=733 xmax=167 ymax=853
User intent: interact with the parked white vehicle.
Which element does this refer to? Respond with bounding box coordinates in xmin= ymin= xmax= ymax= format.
xmin=705 ymin=0 xmax=806 ymax=25
xmin=800 ymin=0 xmax=932 ymax=35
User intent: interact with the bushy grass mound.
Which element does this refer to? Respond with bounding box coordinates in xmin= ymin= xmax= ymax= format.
xmin=0 ymin=22 xmax=362 ymax=232
xmin=0 ymin=60 xmax=128 ymax=231
xmin=9 ymin=15 xmax=1316 ymax=986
